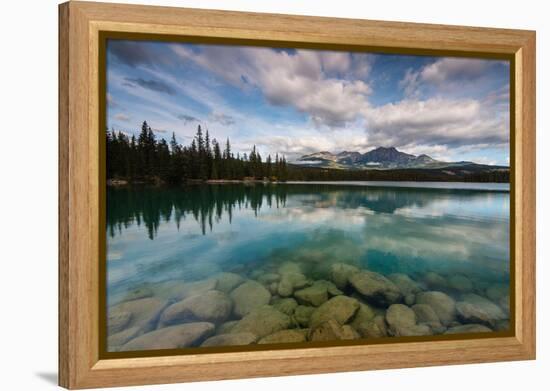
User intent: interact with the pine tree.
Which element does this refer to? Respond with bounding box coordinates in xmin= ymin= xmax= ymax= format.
xmin=266 ymin=154 xmax=272 ymax=178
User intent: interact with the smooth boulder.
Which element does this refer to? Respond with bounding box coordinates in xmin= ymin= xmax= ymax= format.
xmin=277 ymin=272 xmax=309 ymax=297
xmin=486 ymin=283 xmax=509 ymax=302
xmin=159 ymin=290 xmax=232 ymax=326
xmin=107 ymin=297 xmax=165 ymax=348
xmin=201 ymin=332 xmax=258 ymax=347
xmin=272 ymin=297 xmax=298 ymax=316
xmin=309 ymin=296 xmax=360 ymax=328
xmin=456 ymin=293 xmax=506 ymax=327
xmin=121 ymin=322 xmax=215 ymax=351
xmin=230 ymin=281 xmax=271 ymax=317
xmin=329 ymin=263 xmax=360 ymax=289
xmin=388 ymin=273 xmax=423 ymax=297
xmin=294 ymin=305 xmax=315 ymax=327
xmin=230 ymin=306 xmax=291 ymax=338
xmin=423 ymin=272 xmax=449 ymax=290
xmin=153 ymin=278 xmax=217 ymax=302
xmin=448 ymin=275 xmax=474 ymax=293
xmin=415 ymin=291 xmax=456 ymax=326
xmin=294 ymin=284 xmax=328 ymax=307
xmin=215 ymin=272 xmax=245 ymax=293
xmin=258 ymin=329 xmax=307 ymax=344
xmin=412 ymin=303 xmax=444 ymax=333
xmin=349 ymin=271 xmax=403 ymax=306
xmin=108 ymin=311 xmax=132 ymax=335
xmin=445 ymin=324 xmax=493 ymax=334
xmin=385 ymin=304 xmax=416 ymax=336
xmin=309 ymin=319 xmax=360 ymax=341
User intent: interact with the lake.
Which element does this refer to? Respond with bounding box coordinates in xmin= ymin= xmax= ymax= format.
xmin=106 ymin=182 xmax=510 ymax=352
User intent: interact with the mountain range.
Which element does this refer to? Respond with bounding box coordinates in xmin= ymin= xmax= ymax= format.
xmin=296 ymin=147 xmax=506 ymax=170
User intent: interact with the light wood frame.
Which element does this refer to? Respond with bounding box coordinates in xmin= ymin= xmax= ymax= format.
xmin=59 ymin=1 xmax=536 ymax=389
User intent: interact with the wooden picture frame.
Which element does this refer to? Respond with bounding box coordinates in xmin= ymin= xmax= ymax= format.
xmin=59 ymin=1 xmax=536 ymax=389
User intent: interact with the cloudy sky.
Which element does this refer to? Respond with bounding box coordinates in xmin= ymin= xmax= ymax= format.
xmin=106 ymin=40 xmax=510 ymax=165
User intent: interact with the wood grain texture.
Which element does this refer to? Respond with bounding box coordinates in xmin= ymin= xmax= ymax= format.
xmin=58 ymin=1 xmax=536 ymax=389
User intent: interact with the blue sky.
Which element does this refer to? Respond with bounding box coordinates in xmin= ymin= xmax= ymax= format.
xmin=106 ymin=40 xmax=510 ymax=165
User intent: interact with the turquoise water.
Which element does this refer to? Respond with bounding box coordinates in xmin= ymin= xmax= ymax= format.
xmin=106 ymin=182 xmax=510 ymax=352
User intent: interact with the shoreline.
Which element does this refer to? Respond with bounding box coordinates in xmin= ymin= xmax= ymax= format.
xmin=107 ymin=179 xmax=510 ymax=192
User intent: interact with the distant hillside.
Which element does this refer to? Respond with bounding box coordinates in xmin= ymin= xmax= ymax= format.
xmin=297 ymin=146 xmax=508 ymax=171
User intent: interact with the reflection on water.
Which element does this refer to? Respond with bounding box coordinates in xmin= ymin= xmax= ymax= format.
xmin=106 ymin=183 xmax=510 ymax=352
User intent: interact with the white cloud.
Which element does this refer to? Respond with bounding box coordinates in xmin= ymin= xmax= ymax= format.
xmin=420 ymin=58 xmax=495 ymax=84
xmin=400 ymin=57 xmax=509 ymax=98
xmin=399 ymin=68 xmax=422 ymax=98
xmin=114 ymin=113 xmax=130 ymax=122
xmin=208 ymin=111 xmax=235 ymax=126
xmin=363 ymin=97 xmax=508 ymax=149
xmin=172 ymin=45 xmax=372 ymax=128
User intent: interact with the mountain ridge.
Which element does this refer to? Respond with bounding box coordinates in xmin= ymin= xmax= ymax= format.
xmin=297 ymin=146 xmax=505 ymax=170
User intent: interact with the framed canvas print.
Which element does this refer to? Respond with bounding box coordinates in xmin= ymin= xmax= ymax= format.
xmin=59 ymin=1 xmax=536 ymax=389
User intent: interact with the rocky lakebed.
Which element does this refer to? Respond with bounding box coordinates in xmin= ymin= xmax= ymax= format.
xmin=107 ymin=260 xmax=510 ymax=352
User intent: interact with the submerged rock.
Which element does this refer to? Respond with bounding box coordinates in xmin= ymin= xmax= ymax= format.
xmin=386 ymin=304 xmax=432 ymax=336
xmin=423 ymin=272 xmax=448 ymax=290
xmin=158 ymin=290 xmax=232 ymax=327
xmin=396 ymin=324 xmax=432 ymax=336
xmin=107 ymin=326 xmax=143 ymax=350
xmin=329 ymin=263 xmax=360 ymax=289
xmin=258 ymin=329 xmax=307 ymax=344
xmin=415 ymin=291 xmax=456 ymax=326
xmin=215 ymin=272 xmax=245 ymax=293
xmin=349 ymin=303 xmax=376 ymax=335
xmin=445 ymin=324 xmax=493 ymax=334
xmin=340 ymin=325 xmax=361 ymax=340
xmin=108 ymin=297 xmax=164 ymax=331
xmin=153 ymin=278 xmax=217 ymax=302
xmin=448 ymin=275 xmax=474 ymax=293
xmin=271 ymin=297 xmax=298 ymax=316
xmin=486 ymin=283 xmax=509 ymax=302
xmin=316 ymin=280 xmax=343 ymax=296
xmin=294 ymin=305 xmax=315 ymax=327
xmin=277 ymin=262 xmax=302 ymax=275
xmin=495 ymin=319 xmax=510 ymax=331
xmin=404 ymin=294 xmax=416 ymax=306
xmin=249 ymin=269 xmax=265 ymax=280
xmin=456 ymin=293 xmax=506 ymax=327
xmin=122 ymin=322 xmax=215 ymax=351
xmin=277 ymin=272 xmax=309 ymax=297
xmin=216 ymin=320 xmax=239 ymax=335
xmin=353 ymin=314 xmax=388 ymax=339
xmin=385 ymin=304 xmax=416 ymax=336
xmin=412 ymin=304 xmax=444 ymax=333
xmin=267 ymin=282 xmax=279 ymax=295
xmin=108 ymin=311 xmax=132 ymax=335
xmin=121 ymin=285 xmax=154 ymax=303
xmin=294 ymin=280 xmax=341 ymax=307
xmin=230 ymin=280 xmax=271 ymax=317
xmin=294 ymin=284 xmax=328 ymax=307
xmin=349 ymin=271 xmax=403 ymax=306
xmin=388 ymin=273 xmax=423 ymax=297
xmin=309 ymin=296 xmax=360 ymax=328
xmin=230 ymin=306 xmax=291 ymax=338
xmin=201 ymin=332 xmax=258 ymax=347
xmin=499 ymin=296 xmax=510 ymax=313
xmin=486 ymin=283 xmax=510 ymax=314
xmin=107 ymin=297 xmax=165 ymax=348
xmin=308 ymin=319 xmax=360 ymax=341
xmin=257 ymin=273 xmax=281 ymax=285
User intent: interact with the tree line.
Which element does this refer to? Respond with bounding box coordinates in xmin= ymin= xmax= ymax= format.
xmin=285 ymin=165 xmax=509 ymax=183
xmin=107 ymin=121 xmax=289 ymax=184
xmin=107 ymin=121 xmax=509 ymax=185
